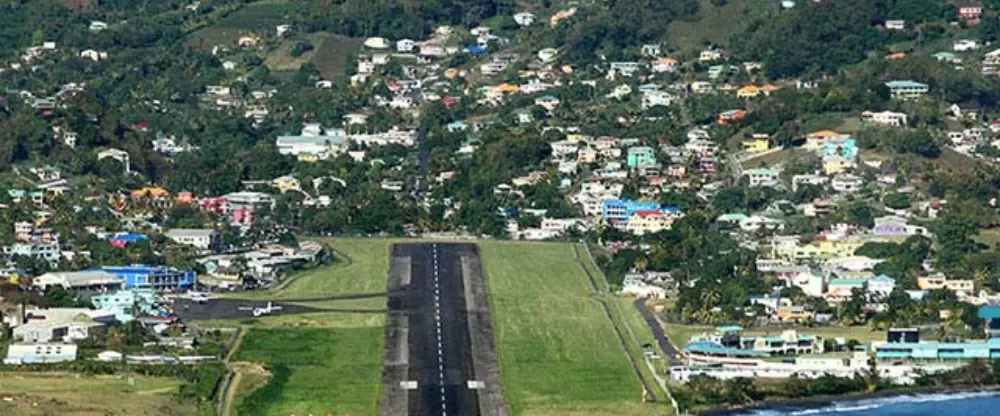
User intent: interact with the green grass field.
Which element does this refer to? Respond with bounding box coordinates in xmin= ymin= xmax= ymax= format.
xmin=0 ymin=373 xmax=195 ymax=416
xmin=479 ymin=241 xmax=660 ymax=416
xmin=233 ymin=238 xmax=392 ymax=310
xmin=232 ymin=326 xmax=384 ymax=416
xmin=667 ymin=0 xmax=776 ymax=52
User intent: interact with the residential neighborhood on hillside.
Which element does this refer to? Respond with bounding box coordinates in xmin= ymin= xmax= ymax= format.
xmin=6 ymin=0 xmax=1000 ymax=415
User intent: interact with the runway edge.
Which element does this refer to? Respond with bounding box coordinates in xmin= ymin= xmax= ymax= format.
xmin=377 ymin=245 xmax=411 ymax=416
xmin=461 ymin=244 xmax=511 ymax=416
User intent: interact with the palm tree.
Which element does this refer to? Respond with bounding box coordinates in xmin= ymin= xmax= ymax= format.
xmin=700 ymin=290 xmax=721 ymax=312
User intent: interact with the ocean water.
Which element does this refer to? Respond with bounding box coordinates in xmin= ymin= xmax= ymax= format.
xmin=734 ymin=391 xmax=1000 ymax=415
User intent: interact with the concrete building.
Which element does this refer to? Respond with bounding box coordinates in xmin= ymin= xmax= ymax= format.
xmin=166 ymin=229 xmax=219 ymax=250
xmin=885 ymin=80 xmax=929 ymax=99
xmin=4 ymin=343 xmax=78 ymax=364
xmin=744 ymin=168 xmax=780 ymax=187
xmin=32 ymin=270 xmax=122 ymax=291
xmin=626 ymin=146 xmax=657 ymax=168
xmin=97 ymin=265 xmax=196 ymax=291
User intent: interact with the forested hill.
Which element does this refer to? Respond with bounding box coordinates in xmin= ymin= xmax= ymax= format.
xmin=732 ymin=0 xmax=1000 ymax=78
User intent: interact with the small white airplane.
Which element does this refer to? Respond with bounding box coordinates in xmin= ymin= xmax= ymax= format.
xmin=238 ymin=302 xmax=283 ymax=317
xmin=178 ymin=292 xmax=215 ymax=303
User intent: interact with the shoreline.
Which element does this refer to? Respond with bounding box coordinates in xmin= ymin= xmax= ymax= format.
xmin=696 ymin=385 xmax=1000 ymax=415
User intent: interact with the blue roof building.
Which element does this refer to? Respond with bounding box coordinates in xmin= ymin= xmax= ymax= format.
xmin=96 ymin=265 xmax=195 ymax=291
xmin=601 ymin=199 xmax=662 ymax=222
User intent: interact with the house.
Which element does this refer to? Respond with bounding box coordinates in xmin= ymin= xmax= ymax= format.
xmin=699 ymin=48 xmax=722 ymax=63
xmin=652 ymin=57 xmax=678 ymax=73
xmin=395 ymin=39 xmax=416 ymax=53
xmin=110 ymin=232 xmax=149 ymax=248
xmin=550 ymin=8 xmax=577 ymax=26
xmin=792 ymin=174 xmax=829 ymax=190
xmin=743 ymin=134 xmax=770 ymax=153
xmin=4 ymin=343 xmax=77 ymax=364
xmin=873 ymin=215 xmax=928 ymax=237
xmin=744 ymin=168 xmax=780 ymax=187
xmin=641 ymin=90 xmax=675 ymax=109
xmin=626 ymin=211 xmax=675 ymax=235
xmin=537 ymin=48 xmax=558 ymax=63
xmin=934 ymin=51 xmax=961 ymax=63
xmin=831 ymin=174 xmax=863 ymax=193
xmin=534 ymin=95 xmax=560 ymax=111
xmin=237 ymin=35 xmax=261 ymax=47
xmin=79 ymin=49 xmax=107 ymax=61
xmin=885 ymin=80 xmax=929 ymax=99
xmin=609 ymin=62 xmax=642 ymax=77
xmin=641 ymin=44 xmax=662 ymax=57
xmin=885 ymin=20 xmax=905 ymax=30
xmin=627 ymin=146 xmax=657 ymax=168
xmin=950 ymin=103 xmax=981 ymax=121
xmin=954 ymin=39 xmax=980 ymax=52
xmin=736 ymin=85 xmax=761 ymax=99
xmin=601 ymin=199 xmax=664 ymax=223
xmin=89 ymin=21 xmax=108 ymax=32
xmin=315 ymin=80 xmax=333 ymax=89
xmin=276 ymin=24 xmax=293 ymax=37
xmin=826 ymin=278 xmax=867 ymax=299
xmin=718 ymin=109 xmax=746 ymax=124
xmin=917 ymin=275 xmax=975 ymax=294
xmin=513 ymin=12 xmax=536 ymax=26
xmin=958 ymin=2 xmax=983 ymax=23
xmin=867 ymin=274 xmax=897 ymax=298
xmin=166 ymin=229 xmax=219 ymax=250
xmin=862 ymin=110 xmax=908 ymax=127
xmin=690 ymin=81 xmax=713 ymax=94
xmin=420 ymin=42 xmax=446 ymax=57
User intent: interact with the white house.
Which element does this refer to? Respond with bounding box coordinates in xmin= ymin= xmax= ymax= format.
xmin=885 ymin=20 xmax=905 ymax=30
xmin=954 ymin=39 xmax=980 ymax=52
xmin=396 ymin=39 xmax=416 ymax=53
xmin=862 ymin=110 xmax=908 ymax=127
xmin=641 ymin=90 xmax=676 ymax=109
xmin=166 ymin=229 xmax=219 ymax=250
xmin=276 ymin=24 xmax=293 ymax=37
xmin=832 ymin=174 xmax=863 ymax=193
xmin=79 ymin=49 xmax=107 ymax=61
xmin=744 ymin=168 xmax=780 ymax=187
xmin=534 ymin=95 xmax=560 ymax=111
xmin=513 ymin=12 xmax=536 ymax=26
xmin=538 ymin=48 xmax=558 ymax=63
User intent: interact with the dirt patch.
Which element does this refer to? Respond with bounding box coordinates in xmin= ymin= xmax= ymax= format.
xmin=313 ymin=34 xmax=364 ymax=78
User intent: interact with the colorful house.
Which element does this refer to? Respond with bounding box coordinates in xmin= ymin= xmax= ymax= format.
xmin=718 ymin=109 xmax=747 ymax=124
xmin=626 ymin=146 xmax=657 ymax=168
xmin=742 ymin=134 xmax=770 ymax=153
xmin=109 ymin=233 xmax=149 ymax=248
xmin=736 ymin=85 xmax=761 ymax=99
xmin=625 ymin=210 xmax=676 ymax=235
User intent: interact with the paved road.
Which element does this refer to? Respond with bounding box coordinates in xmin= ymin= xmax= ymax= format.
xmin=635 ymin=298 xmax=682 ymax=365
xmin=403 ymin=243 xmax=480 ymax=416
xmin=173 ymin=298 xmax=324 ymax=321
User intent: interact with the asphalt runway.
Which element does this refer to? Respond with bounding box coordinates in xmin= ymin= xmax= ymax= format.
xmin=404 ymin=243 xmax=479 ymax=416
xmin=173 ymin=298 xmax=323 ymax=321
